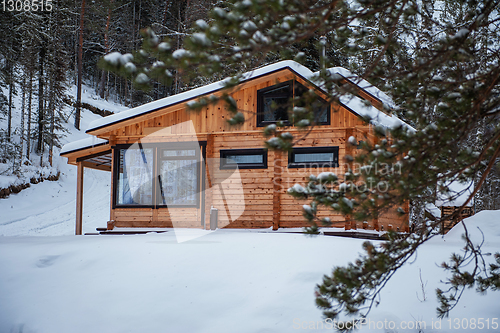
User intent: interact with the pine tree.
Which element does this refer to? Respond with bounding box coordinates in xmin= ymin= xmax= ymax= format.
xmin=36 ymin=44 xmax=45 ymax=157
xmin=45 ymin=2 xmax=71 ymax=165
xmin=0 ymin=10 xmax=19 ymax=144
xmin=75 ymin=0 xmax=86 ymax=131
xmin=98 ymin=0 xmax=115 ymax=99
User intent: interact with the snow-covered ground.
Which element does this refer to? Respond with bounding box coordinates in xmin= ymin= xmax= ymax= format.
xmin=0 ymin=208 xmax=499 ymax=332
xmin=0 ymin=163 xmax=110 ymax=235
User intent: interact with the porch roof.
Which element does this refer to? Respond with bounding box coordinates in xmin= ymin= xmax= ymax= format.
xmin=61 ymin=137 xmax=108 ymax=155
xmin=60 ymin=137 xmax=112 ymax=171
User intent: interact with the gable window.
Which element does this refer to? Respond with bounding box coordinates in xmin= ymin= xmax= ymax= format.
xmin=288 ymin=146 xmax=339 ymax=168
xmin=257 ymin=82 xmax=291 ymax=126
xmin=256 ymin=80 xmax=330 ymax=127
xmin=220 ymin=149 xmax=268 ymax=169
xmin=294 ymin=82 xmax=330 ymax=124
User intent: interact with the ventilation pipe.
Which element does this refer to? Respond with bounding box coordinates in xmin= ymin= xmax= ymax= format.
xmin=319 ymin=36 xmax=327 ymax=70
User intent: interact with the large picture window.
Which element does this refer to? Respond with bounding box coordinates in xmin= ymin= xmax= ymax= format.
xmin=288 ymin=146 xmax=339 ymax=168
xmin=256 ymin=80 xmax=330 ymax=127
xmin=113 ymin=144 xmax=201 ymax=208
xmin=220 ymin=149 xmax=268 ymax=169
xmin=115 ymin=147 xmax=154 ymax=206
xmin=158 ymin=148 xmax=199 ymax=207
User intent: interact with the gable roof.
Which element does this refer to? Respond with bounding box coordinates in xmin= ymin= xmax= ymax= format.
xmin=85 ymin=60 xmax=412 ymax=134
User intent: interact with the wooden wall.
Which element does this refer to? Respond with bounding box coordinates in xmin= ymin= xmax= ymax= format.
xmin=112 ymin=207 xmax=203 ymax=228
xmin=208 ymin=132 xmax=274 ymax=228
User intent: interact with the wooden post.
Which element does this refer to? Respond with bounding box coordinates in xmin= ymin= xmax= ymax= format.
xmin=344 ymin=216 xmax=351 ymax=230
xmin=204 ymin=134 xmax=214 ymax=230
xmin=76 ymin=161 xmax=84 ymax=235
xmin=109 ymin=135 xmax=116 ymax=229
xmin=272 ymin=150 xmax=282 ymax=230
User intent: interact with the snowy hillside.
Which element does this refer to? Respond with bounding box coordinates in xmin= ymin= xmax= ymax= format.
xmin=0 ymin=211 xmax=499 ymax=333
xmin=0 ymin=83 xmax=126 ymax=235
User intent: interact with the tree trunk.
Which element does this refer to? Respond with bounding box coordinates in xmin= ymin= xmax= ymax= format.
xmin=20 ymin=75 xmax=26 ymax=162
xmin=75 ymin=0 xmax=85 ymax=130
xmin=48 ymin=75 xmax=55 ymax=166
xmin=162 ymin=0 xmax=170 ymax=28
xmin=36 ymin=46 xmax=45 ymax=154
xmin=98 ymin=0 xmax=113 ymax=99
xmin=27 ymin=70 xmax=33 ymax=160
xmin=7 ymin=60 xmax=14 ymax=141
xmin=98 ymin=70 xmax=106 ymax=99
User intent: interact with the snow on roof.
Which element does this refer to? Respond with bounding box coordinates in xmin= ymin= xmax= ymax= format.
xmin=85 ymin=60 xmax=411 ymax=133
xmin=339 ymin=94 xmax=410 ymax=130
xmin=60 ymin=137 xmax=108 ymax=155
xmin=323 ymin=67 xmax=396 ymax=109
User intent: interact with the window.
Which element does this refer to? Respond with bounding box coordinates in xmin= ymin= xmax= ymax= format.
xmin=157 ymin=148 xmax=200 ymax=207
xmin=257 ymin=82 xmax=291 ymax=126
xmin=113 ymin=143 xmax=201 ymax=208
xmin=294 ymin=82 xmax=330 ymax=125
xmin=288 ymin=146 xmax=339 ymax=168
xmin=115 ymin=146 xmax=154 ymax=206
xmin=220 ymin=149 xmax=268 ymax=169
xmin=256 ymin=81 xmax=330 ymax=127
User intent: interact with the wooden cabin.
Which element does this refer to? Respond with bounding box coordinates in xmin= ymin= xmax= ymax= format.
xmin=61 ymin=60 xmax=410 ymax=234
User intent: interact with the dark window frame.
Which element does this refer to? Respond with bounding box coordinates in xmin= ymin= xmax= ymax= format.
xmin=256 ymin=81 xmax=292 ymax=127
xmin=112 ymin=143 xmax=156 ymax=209
xmin=156 ymin=145 xmax=201 ymax=208
xmin=220 ymin=148 xmax=268 ymax=169
xmin=112 ymin=142 xmax=206 ymax=209
xmin=293 ymin=81 xmax=331 ymax=126
xmin=288 ymin=146 xmax=339 ymax=168
xmin=256 ymin=80 xmax=331 ymax=127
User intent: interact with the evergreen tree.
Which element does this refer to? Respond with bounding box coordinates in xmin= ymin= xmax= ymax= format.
xmin=45 ymin=2 xmax=71 ymax=164
xmin=0 ymin=1 xmax=74 ymax=168
xmin=75 ymin=0 xmax=86 ymax=131
xmin=0 ymin=10 xmax=19 ymax=143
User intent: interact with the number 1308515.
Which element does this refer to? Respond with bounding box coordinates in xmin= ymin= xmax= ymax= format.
xmin=2 ymin=0 xmax=52 ymax=12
